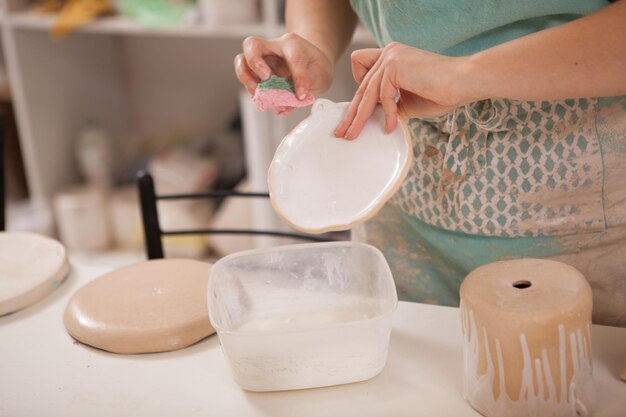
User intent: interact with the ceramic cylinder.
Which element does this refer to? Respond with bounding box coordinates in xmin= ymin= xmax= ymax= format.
xmin=460 ymin=258 xmax=595 ymax=417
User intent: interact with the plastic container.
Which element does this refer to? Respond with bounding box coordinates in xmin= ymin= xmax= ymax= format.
xmin=208 ymin=242 xmax=398 ymax=392
xmin=53 ymin=186 xmax=110 ymax=251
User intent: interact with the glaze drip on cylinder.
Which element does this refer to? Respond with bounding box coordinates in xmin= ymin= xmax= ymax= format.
xmin=459 ymin=258 xmax=595 ymax=417
xmin=461 ymin=305 xmax=595 ymax=417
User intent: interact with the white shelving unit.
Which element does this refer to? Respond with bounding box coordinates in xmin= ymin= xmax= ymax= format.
xmin=7 ymin=12 xmax=270 ymax=38
xmin=0 ymin=0 xmax=374 ymax=240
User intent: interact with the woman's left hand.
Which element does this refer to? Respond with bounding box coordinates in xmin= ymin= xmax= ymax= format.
xmin=334 ymin=42 xmax=481 ymax=140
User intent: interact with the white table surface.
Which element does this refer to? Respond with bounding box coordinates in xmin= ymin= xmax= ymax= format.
xmin=1 ymin=265 xmax=625 ymax=417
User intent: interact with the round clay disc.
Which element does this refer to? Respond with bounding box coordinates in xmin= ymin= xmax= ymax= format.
xmin=64 ymin=259 xmax=215 ymax=354
xmin=0 ymin=232 xmax=70 ymax=316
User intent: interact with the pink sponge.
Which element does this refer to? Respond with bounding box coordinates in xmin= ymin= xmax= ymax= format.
xmin=253 ymin=75 xmax=315 ymax=116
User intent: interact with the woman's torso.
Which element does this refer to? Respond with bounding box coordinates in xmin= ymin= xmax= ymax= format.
xmin=348 ymin=0 xmax=626 ymax=326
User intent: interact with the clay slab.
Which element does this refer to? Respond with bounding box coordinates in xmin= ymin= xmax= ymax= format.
xmin=64 ymin=259 xmax=214 ymax=354
xmin=0 ymin=232 xmax=69 ymax=316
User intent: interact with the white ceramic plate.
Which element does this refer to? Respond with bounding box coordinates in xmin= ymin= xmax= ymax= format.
xmin=268 ymin=99 xmax=412 ymax=233
xmin=0 ymin=232 xmax=69 ymax=316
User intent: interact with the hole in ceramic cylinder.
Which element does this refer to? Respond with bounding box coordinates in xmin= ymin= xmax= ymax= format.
xmin=513 ymin=280 xmax=532 ymax=289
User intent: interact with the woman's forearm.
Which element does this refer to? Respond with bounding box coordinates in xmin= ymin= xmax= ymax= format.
xmin=467 ymin=0 xmax=626 ymax=102
xmin=286 ymin=0 xmax=357 ymax=65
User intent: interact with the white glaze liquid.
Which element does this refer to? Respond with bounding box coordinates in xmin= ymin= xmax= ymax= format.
xmin=222 ymin=306 xmax=391 ymax=391
xmin=236 ymin=307 xmax=377 ymax=332
xmin=461 ymin=303 xmax=595 ymax=417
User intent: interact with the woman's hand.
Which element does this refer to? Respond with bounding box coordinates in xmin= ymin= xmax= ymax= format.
xmin=234 ymin=33 xmax=334 ymax=100
xmin=334 ymin=42 xmax=480 ymax=140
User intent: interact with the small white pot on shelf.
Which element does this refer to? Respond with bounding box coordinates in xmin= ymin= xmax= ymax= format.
xmin=198 ymin=0 xmax=260 ymax=27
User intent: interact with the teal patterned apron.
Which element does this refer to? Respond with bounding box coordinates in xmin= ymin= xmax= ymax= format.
xmin=348 ymin=0 xmax=625 ymax=326
xmin=353 ymin=97 xmax=626 ymax=326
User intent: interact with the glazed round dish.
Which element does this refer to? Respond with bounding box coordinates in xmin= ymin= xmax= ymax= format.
xmin=268 ymin=99 xmax=412 ymax=233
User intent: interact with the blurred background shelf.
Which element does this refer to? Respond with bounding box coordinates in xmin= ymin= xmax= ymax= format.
xmin=6 ymin=12 xmax=372 ymax=42
xmin=8 ymin=12 xmax=271 ymax=39
xmin=0 ymin=0 xmax=373 ymax=260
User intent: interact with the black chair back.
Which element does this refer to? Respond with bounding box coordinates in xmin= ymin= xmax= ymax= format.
xmin=0 ymin=115 xmax=5 ymax=231
xmin=136 ymin=171 xmax=334 ymax=259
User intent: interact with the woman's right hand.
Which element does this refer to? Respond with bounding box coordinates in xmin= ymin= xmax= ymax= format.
xmin=234 ymin=33 xmax=334 ymax=100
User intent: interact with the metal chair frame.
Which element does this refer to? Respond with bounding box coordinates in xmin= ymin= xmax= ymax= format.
xmin=1 ymin=115 xmax=5 ymax=231
xmin=136 ymin=171 xmax=332 ymax=259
